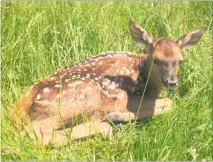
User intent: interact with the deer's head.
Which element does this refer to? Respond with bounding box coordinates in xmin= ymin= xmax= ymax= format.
xmin=129 ymin=20 xmax=206 ymax=91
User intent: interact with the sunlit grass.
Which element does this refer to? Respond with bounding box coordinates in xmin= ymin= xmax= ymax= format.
xmin=1 ymin=1 xmax=212 ymax=160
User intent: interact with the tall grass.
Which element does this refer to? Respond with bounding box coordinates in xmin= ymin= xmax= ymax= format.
xmin=1 ymin=1 xmax=212 ymax=161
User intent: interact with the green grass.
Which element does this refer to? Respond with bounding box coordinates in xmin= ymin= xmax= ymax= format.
xmin=1 ymin=1 xmax=212 ymax=161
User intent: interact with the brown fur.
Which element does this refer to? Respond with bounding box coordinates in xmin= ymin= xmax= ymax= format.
xmin=11 ymin=21 xmax=205 ymax=145
xmin=11 ymin=80 xmax=58 ymax=129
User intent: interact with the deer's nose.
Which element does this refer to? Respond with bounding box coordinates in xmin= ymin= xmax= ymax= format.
xmin=164 ymin=75 xmax=178 ymax=87
xmin=168 ymin=79 xmax=178 ymax=87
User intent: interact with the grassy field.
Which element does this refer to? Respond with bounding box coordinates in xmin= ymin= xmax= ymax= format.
xmin=1 ymin=1 xmax=212 ymax=161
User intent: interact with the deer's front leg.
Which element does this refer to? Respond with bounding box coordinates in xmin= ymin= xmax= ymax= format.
xmin=102 ymin=111 xmax=135 ymax=122
xmin=102 ymin=92 xmax=172 ymax=122
xmin=127 ymin=95 xmax=172 ymax=120
xmin=23 ymin=120 xmax=112 ymax=146
xmin=45 ymin=121 xmax=112 ymax=146
xmin=101 ymin=88 xmax=136 ymax=122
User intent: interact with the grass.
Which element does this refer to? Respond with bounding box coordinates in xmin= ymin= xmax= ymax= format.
xmin=1 ymin=1 xmax=212 ymax=161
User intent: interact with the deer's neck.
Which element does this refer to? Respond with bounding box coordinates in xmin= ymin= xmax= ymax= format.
xmin=140 ymin=58 xmax=163 ymax=98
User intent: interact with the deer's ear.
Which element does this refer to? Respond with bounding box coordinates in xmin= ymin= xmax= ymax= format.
xmin=177 ymin=27 xmax=207 ymax=49
xmin=129 ymin=20 xmax=153 ymax=48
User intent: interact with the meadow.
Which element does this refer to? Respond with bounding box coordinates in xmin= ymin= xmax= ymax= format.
xmin=1 ymin=1 xmax=212 ymax=161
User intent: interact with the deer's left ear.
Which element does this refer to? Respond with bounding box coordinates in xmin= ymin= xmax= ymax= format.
xmin=129 ymin=20 xmax=153 ymax=49
xmin=177 ymin=27 xmax=207 ymax=49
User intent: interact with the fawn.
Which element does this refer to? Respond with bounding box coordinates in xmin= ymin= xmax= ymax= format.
xmin=11 ymin=20 xmax=206 ymax=145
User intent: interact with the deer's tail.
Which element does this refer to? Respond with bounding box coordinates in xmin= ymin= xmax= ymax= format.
xmin=11 ymin=83 xmax=44 ymax=130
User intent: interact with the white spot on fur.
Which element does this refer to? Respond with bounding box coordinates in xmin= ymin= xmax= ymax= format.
xmin=50 ymin=77 xmax=56 ymax=81
xmin=103 ymin=79 xmax=110 ymax=86
xmin=108 ymin=82 xmax=116 ymax=89
xmin=128 ymin=52 xmax=134 ymax=55
xmin=41 ymin=100 xmax=50 ymax=105
xmin=73 ymin=80 xmax=83 ymax=86
xmin=116 ymin=53 xmax=124 ymax=57
xmin=102 ymin=90 xmax=109 ymax=95
xmin=99 ymin=62 xmax=103 ymax=65
xmin=85 ymin=74 xmax=90 ymax=78
xmin=118 ymin=91 xmax=125 ymax=99
xmin=83 ymin=69 xmax=88 ymax=71
xmin=104 ymin=78 xmax=111 ymax=83
xmin=65 ymin=79 xmax=70 ymax=83
xmin=95 ymin=77 xmax=99 ymax=80
xmin=91 ymin=62 xmax=96 ymax=65
xmin=43 ymin=87 xmax=50 ymax=93
xmin=77 ymin=69 xmax=81 ymax=72
xmin=122 ymin=67 xmax=127 ymax=70
xmin=36 ymin=94 xmax=41 ymax=100
xmin=60 ymin=75 xmax=65 ymax=79
xmin=107 ymin=54 xmax=113 ymax=58
xmin=68 ymin=83 xmax=73 ymax=87
xmin=126 ymin=69 xmax=131 ymax=74
xmin=114 ymin=62 xmax=119 ymax=66
xmin=55 ymin=84 xmax=61 ymax=88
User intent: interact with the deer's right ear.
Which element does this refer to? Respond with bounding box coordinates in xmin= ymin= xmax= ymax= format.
xmin=129 ymin=20 xmax=153 ymax=48
xmin=176 ymin=27 xmax=207 ymax=49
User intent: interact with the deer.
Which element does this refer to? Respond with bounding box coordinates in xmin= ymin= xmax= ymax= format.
xmin=11 ymin=20 xmax=206 ymax=145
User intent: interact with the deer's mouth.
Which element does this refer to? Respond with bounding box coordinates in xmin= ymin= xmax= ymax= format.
xmin=162 ymin=79 xmax=179 ymax=91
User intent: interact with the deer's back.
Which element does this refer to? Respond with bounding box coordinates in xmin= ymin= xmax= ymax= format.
xmin=31 ymin=52 xmax=148 ymax=122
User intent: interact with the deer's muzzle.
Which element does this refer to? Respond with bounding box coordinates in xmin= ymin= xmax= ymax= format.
xmin=163 ymin=74 xmax=179 ymax=91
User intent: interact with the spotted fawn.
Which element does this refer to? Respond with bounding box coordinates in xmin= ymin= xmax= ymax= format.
xmin=11 ymin=20 xmax=206 ymax=145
